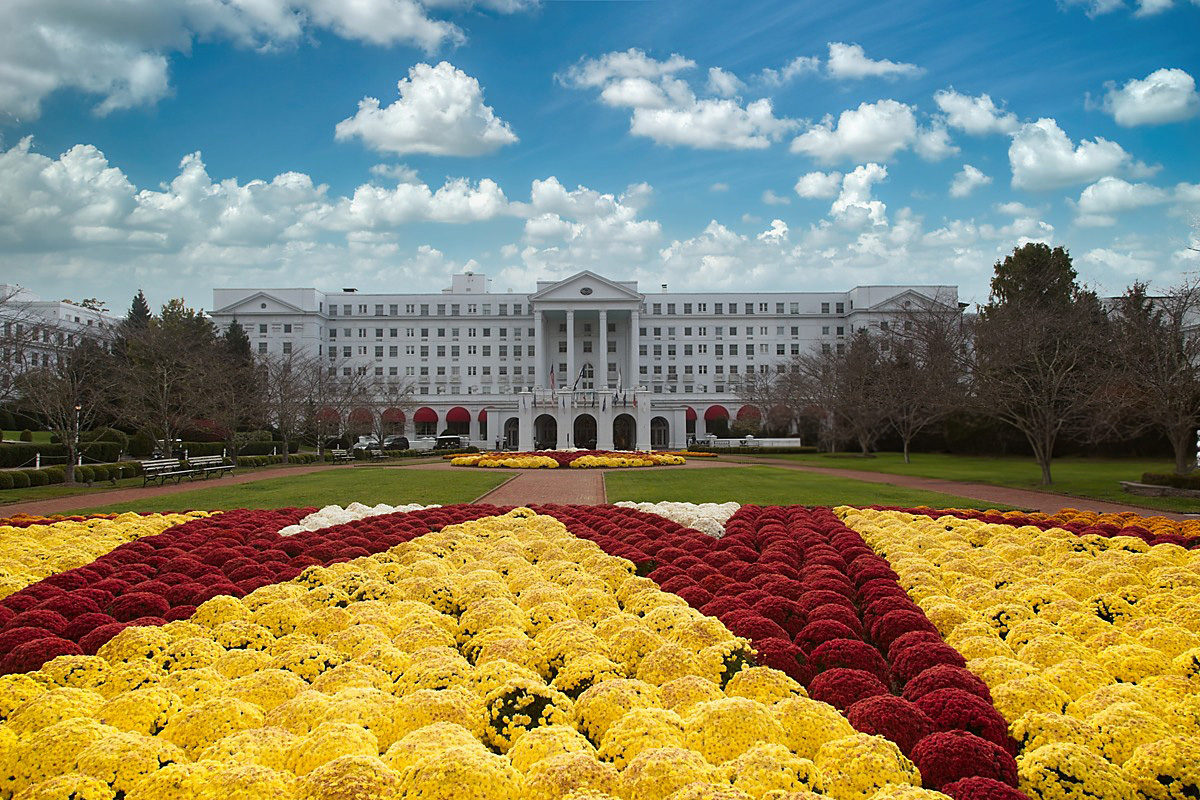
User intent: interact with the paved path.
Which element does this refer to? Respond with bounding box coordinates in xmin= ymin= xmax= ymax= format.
xmin=2 ymin=455 xmax=1191 ymax=520
xmin=473 ymin=468 xmax=606 ymax=506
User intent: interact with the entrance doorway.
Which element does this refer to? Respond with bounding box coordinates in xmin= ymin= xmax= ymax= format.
xmin=534 ymin=414 xmax=558 ymax=449
xmin=574 ymin=414 xmax=597 ymax=450
xmin=613 ymin=414 xmax=635 ymax=451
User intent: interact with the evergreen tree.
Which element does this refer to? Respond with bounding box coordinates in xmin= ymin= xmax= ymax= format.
xmin=126 ymin=290 xmax=152 ymax=329
xmin=224 ymin=319 xmax=253 ymax=365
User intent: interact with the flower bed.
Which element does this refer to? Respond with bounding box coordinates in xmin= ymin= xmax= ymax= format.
xmin=5 ymin=499 xmax=1194 ymax=800
xmin=451 ymin=451 xmax=686 ymax=469
xmin=840 ymin=507 xmax=1200 ymax=800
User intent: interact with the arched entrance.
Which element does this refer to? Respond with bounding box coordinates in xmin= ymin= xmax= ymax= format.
xmin=574 ymin=414 xmax=597 ymax=450
xmin=413 ymin=407 xmax=438 ymax=437
xmin=503 ymin=418 xmax=519 ymax=450
xmin=478 ymin=409 xmax=489 ymax=443
xmin=685 ymin=406 xmax=697 ymax=438
xmin=381 ymin=408 xmax=406 ymax=435
xmin=613 ymin=414 xmax=636 ymax=451
xmin=704 ymin=404 xmax=730 ymax=437
xmin=534 ymin=414 xmax=558 ymax=449
xmin=446 ymin=406 xmax=470 ymax=436
xmin=651 ymin=416 xmax=670 ymax=449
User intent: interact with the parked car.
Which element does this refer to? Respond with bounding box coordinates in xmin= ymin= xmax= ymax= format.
xmin=383 ymin=436 xmax=409 ymax=450
xmin=434 ymin=435 xmax=464 ymax=450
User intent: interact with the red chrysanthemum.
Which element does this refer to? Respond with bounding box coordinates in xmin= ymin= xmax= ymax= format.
xmin=892 ymin=642 xmax=968 ymax=685
xmin=909 ymin=731 xmax=1018 ymax=790
xmin=720 ymin=612 xmax=790 ymax=642
xmin=846 ymin=695 xmax=935 ymax=757
xmin=752 ymin=637 xmax=811 ymax=683
xmin=940 ymin=777 xmax=1027 ymax=800
xmin=1 ymin=636 xmax=81 ymax=673
xmin=794 ymin=619 xmax=862 ymax=653
xmin=808 ymin=638 xmax=892 ymax=685
xmin=915 ymin=688 xmax=1012 ymax=751
xmin=903 ymin=665 xmax=993 ymax=704
xmin=753 ymin=596 xmax=806 ymax=637
xmin=107 ymin=592 xmax=171 ymax=623
xmin=6 ymin=610 xmax=69 ymax=635
xmin=61 ymin=613 xmax=119 ymax=643
xmin=885 ymin=630 xmax=945 ymax=661
xmin=807 ymin=668 xmax=890 ymax=711
xmin=870 ymin=610 xmax=940 ymax=651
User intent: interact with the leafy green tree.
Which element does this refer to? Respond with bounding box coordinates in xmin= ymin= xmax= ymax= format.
xmin=125 ymin=290 xmax=152 ymax=330
xmin=224 ymin=319 xmax=253 ymax=365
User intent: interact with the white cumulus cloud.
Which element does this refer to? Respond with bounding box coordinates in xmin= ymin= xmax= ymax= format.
xmin=832 ymin=163 xmax=889 ymax=226
xmin=563 ymin=49 xmax=797 ymax=150
xmin=1008 ymin=118 xmax=1143 ymax=190
xmin=759 ymin=56 xmax=821 ymax=86
xmin=762 ymin=190 xmax=791 ymax=205
xmin=933 ymin=89 xmax=1020 ymax=135
xmin=707 ymin=67 xmax=744 ymax=97
xmin=334 ymin=62 xmax=518 ymax=157
xmin=1100 ymin=68 xmax=1200 ymax=126
xmin=794 ymin=171 xmax=844 ymax=199
xmin=825 ymin=42 xmax=923 ymax=80
xmin=791 ymin=100 xmax=950 ymax=164
xmin=0 ymin=0 xmax=524 ymax=121
xmin=950 ymin=165 xmax=993 ymax=197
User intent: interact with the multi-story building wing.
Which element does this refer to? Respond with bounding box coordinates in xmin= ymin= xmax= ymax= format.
xmin=211 ymin=271 xmax=956 ymax=450
xmin=1 ymin=284 xmax=118 ymax=395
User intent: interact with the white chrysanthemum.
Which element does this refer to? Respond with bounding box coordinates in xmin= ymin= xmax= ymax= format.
xmin=614 ymin=502 xmax=740 ymax=538
xmin=278 ymin=503 xmax=438 ymax=536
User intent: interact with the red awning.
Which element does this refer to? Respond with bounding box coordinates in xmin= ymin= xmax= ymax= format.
xmin=413 ymin=407 xmax=438 ymax=423
xmin=478 ymin=409 xmax=489 ymax=422
xmin=348 ymin=408 xmax=372 ymax=425
xmin=446 ymin=407 xmax=471 ymax=423
xmin=704 ymin=405 xmax=729 ymax=421
xmin=381 ymin=408 xmax=406 ymax=424
xmin=737 ymin=405 xmax=762 ymax=421
xmin=685 ymin=406 xmax=697 ymax=422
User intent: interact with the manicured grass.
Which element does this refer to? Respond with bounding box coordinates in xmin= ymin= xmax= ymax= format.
xmin=63 ymin=469 xmax=510 ymax=514
xmin=736 ymin=452 xmax=1200 ymax=514
xmin=605 ymin=465 xmax=1003 ymax=509
xmin=1 ymin=430 xmax=53 ymax=443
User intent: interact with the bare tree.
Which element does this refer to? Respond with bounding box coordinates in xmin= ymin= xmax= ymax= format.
xmin=260 ymin=350 xmax=311 ymax=464
xmin=882 ymin=292 xmax=969 ymax=462
xmin=14 ymin=337 xmax=118 ymax=482
xmin=117 ymin=299 xmax=219 ymax=456
xmin=351 ymin=374 xmax=417 ymax=449
xmin=0 ymin=285 xmax=38 ymax=405
xmin=791 ymin=331 xmax=891 ymax=455
xmin=970 ymin=244 xmax=1111 ymax=485
xmin=1109 ymin=279 xmax=1200 ymax=473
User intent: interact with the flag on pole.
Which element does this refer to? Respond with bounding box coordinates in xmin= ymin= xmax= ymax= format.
xmin=549 ymin=369 xmax=556 ymax=391
xmin=633 ymin=393 xmax=638 ymax=408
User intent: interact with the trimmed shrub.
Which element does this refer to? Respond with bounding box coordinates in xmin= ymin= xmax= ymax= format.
xmin=0 ymin=472 xmax=12 ymax=490
xmin=18 ymin=430 xmax=33 ymax=442
xmin=239 ymin=440 xmax=299 ymax=456
xmin=42 ymin=467 xmax=66 ymax=484
xmin=9 ymin=472 xmax=29 ymax=489
xmin=75 ymin=465 xmax=95 ymax=484
xmin=687 ymin=444 xmax=818 ymax=454
xmin=1141 ymin=472 xmax=1200 ymax=491
xmin=128 ymin=433 xmax=156 ymax=458
xmin=179 ymin=442 xmax=225 ymax=458
xmin=24 ymin=470 xmax=49 ymax=487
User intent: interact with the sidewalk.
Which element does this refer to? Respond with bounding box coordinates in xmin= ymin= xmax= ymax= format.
xmin=474 ymin=468 xmax=606 ymax=505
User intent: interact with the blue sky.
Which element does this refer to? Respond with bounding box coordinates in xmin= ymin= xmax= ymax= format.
xmin=0 ymin=0 xmax=1197 ymax=313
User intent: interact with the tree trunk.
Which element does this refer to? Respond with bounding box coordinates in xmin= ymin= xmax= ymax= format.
xmin=903 ymin=438 xmax=911 ymax=464
xmin=65 ymin=457 xmax=76 ymax=485
xmin=1172 ymin=431 xmax=1193 ymax=474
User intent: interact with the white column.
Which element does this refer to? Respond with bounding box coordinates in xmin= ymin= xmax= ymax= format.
xmin=565 ymin=310 xmax=576 ymax=391
xmin=534 ymin=310 xmax=544 ymax=389
xmin=629 ymin=309 xmax=640 ymax=390
xmin=598 ymin=310 xmax=608 ymax=388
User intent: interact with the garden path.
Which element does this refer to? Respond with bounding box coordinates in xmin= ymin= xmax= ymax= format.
xmin=471 ymin=468 xmax=606 ymax=505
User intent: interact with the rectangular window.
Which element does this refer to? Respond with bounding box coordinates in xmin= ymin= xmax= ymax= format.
xmin=420 ymin=304 xmax=429 ymax=315
xmin=652 ymin=304 xmax=662 ymax=314
xmin=836 ymin=302 xmax=845 ymax=314
xmin=483 ymin=346 xmax=491 ymax=357
xmin=467 ymin=345 xmax=477 ymax=355
xmin=582 ymin=341 xmax=592 ymax=353
xmin=606 ymin=341 xmax=615 ymax=353
xmin=283 ymin=323 xmax=292 ymax=333
xmin=406 ymin=304 xmax=415 ymax=314
xmin=450 ymin=304 xmax=460 ymax=316
xmin=715 ymin=344 xmax=724 ymax=356
xmin=437 ymin=304 xmax=446 ymax=315
xmin=258 ymin=324 xmax=267 ymax=334
xmin=389 ymin=304 xmax=398 ymax=316
xmin=558 ymin=341 xmax=567 ymax=353
xmin=451 ymin=346 xmax=460 ymax=357
xmin=389 ymin=328 xmax=398 ymax=337
xmin=836 ymin=326 xmax=845 ymax=336
xmin=777 ymin=344 xmax=786 ymax=355
xmin=405 ymin=345 xmax=415 ymax=355
xmin=374 ymin=304 xmax=384 ymax=316
xmin=821 ymin=302 xmax=830 ymax=314
xmin=343 ymin=347 xmax=352 ymax=357
xmin=436 ymin=346 xmax=446 ymax=357
xmin=420 ymin=346 xmax=429 ymax=357
xmin=499 ymin=305 xmax=508 ymax=316
xmin=639 ymin=345 xmax=648 ymax=356
xmin=729 ymin=344 xmax=739 ymax=355
xmin=667 ymin=304 xmax=676 ymax=314
xmin=684 ymin=344 xmax=693 ymax=355
xmin=258 ymin=342 xmax=267 ymax=353
xmin=791 ymin=344 xmax=800 ymax=355
xmin=683 ymin=303 xmax=692 ymax=314
xmin=499 ymin=346 xmax=507 ymax=357
xmin=375 ymin=346 xmax=384 ymax=357
xmin=653 ymin=345 xmax=662 ymax=356
xmin=714 ymin=303 xmax=723 ymax=315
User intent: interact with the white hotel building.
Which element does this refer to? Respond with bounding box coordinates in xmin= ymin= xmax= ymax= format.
xmin=211 ymin=271 xmax=955 ymax=451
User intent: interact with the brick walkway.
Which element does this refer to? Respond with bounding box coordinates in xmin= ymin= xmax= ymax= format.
xmin=473 ymin=469 xmax=606 ymax=506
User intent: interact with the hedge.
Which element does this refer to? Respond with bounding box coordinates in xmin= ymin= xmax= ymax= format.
xmin=1141 ymin=472 xmax=1200 ymax=491
xmin=686 ymin=445 xmax=819 ymax=454
xmin=0 ymin=441 xmax=122 ymax=468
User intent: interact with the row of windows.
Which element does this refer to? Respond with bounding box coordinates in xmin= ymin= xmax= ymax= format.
xmin=646 ymin=300 xmax=850 ymax=315
xmin=327 ymin=326 xmax=536 ymax=341
xmin=328 ymin=302 xmax=527 ymax=318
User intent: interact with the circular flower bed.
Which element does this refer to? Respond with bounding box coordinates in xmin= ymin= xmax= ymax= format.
xmin=451 ymin=451 xmax=686 ymax=469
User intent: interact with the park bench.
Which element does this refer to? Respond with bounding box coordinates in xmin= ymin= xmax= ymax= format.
xmin=187 ymin=455 xmax=234 ymax=480
xmin=140 ymin=458 xmax=193 ymax=487
xmin=330 ymin=449 xmax=355 ymax=463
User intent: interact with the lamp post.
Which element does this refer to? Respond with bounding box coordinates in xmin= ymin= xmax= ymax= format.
xmin=74 ymin=404 xmax=81 ymax=466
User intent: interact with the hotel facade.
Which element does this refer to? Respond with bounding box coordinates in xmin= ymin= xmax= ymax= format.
xmin=211 ymin=272 xmax=956 ymax=451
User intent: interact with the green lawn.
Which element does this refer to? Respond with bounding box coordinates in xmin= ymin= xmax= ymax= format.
xmin=605 ymin=465 xmax=1002 ymax=508
xmin=1 ymin=430 xmax=53 ymax=443
xmin=734 ymin=452 xmax=1200 ymax=513
xmin=62 ymin=469 xmax=510 ymax=514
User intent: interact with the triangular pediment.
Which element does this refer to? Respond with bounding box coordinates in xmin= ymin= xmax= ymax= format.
xmin=529 ymin=271 xmax=643 ymax=304
xmin=864 ymin=288 xmax=957 ymax=313
xmin=213 ymin=291 xmax=307 ymax=316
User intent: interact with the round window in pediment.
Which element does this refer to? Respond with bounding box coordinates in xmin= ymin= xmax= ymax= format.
xmin=580 ymin=287 xmax=593 ymax=295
